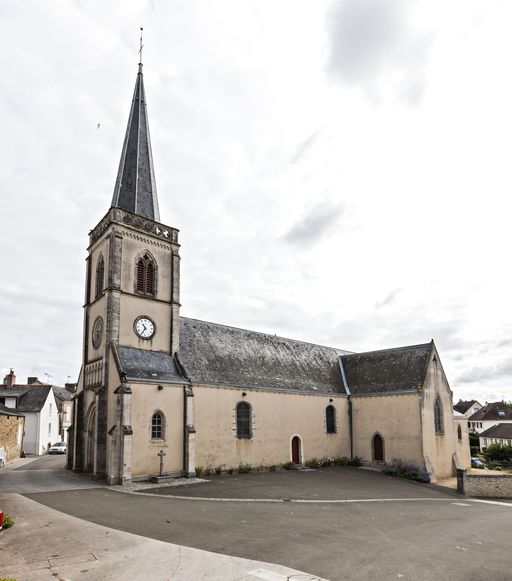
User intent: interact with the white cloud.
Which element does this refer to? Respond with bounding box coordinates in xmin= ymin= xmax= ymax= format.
xmin=326 ymin=0 xmax=434 ymax=103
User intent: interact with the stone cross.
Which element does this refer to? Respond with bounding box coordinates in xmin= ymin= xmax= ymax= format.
xmin=158 ymin=449 xmax=166 ymax=476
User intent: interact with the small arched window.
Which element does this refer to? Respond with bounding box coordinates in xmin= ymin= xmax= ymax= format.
xmin=457 ymin=424 xmax=462 ymax=441
xmin=434 ymin=395 xmax=443 ymax=434
xmin=236 ymin=401 xmax=252 ymax=438
xmin=136 ymin=254 xmax=157 ymax=296
xmin=326 ymin=405 xmax=336 ymax=434
xmin=95 ymin=255 xmax=104 ymax=299
xmin=151 ymin=411 xmax=164 ymax=439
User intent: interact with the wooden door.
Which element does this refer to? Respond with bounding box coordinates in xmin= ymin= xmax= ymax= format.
xmin=373 ymin=433 xmax=384 ymax=462
xmin=291 ymin=436 xmax=301 ymax=464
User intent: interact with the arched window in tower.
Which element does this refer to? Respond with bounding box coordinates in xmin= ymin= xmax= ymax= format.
xmin=236 ymin=401 xmax=252 ymax=438
xmin=135 ymin=253 xmax=157 ymax=296
xmin=151 ymin=411 xmax=164 ymax=439
xmin=95 ymin=255 xmax=104 ymax=299
xmin=326 ymin=405 xmax=336 ymax=433
xmin=434 ymin=395 xmax=443 ymax=434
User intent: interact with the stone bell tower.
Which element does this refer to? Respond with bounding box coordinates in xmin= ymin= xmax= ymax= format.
xmin=71 ymin=62 xmax=181 ymax=479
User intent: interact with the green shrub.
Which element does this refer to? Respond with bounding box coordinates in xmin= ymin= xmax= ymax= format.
xmin=283 ymin=462 xmax=295 ymax=470
xmin=332 ymin=456 xmax=350 ymax=466
xmin=320 ymin=457 xmax=333 ymax=467
xmin=305 ymin=458 xmax=320 ymax=468
xmin=227 ymin=467 xmax=234 ymax=474
xmin=238 ymin=464 xmax=252 ymax=474
xmin=204 ymin=467 xmax=213 ymax=476
xmin=195 ymin=466 xmax=204 ymax=477
xmin=269 ymin=465 xmax=277 ymax=472
xmin=469 ymin=431 xmax=480 ymax=448
xmin=3 ymin=514 xmax=13 ymax=529
xmin=214 ymin=466 xmax=223 ymax=475
xmin=483 ymin=444 xmax=512 ymax=463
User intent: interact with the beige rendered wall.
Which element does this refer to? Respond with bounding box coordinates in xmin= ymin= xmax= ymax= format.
xmin=454 ymin=417 xmax=471 ymax=469
xmin=420 ymin=354 xmax=470 ymax=479
xmin=118 ymin=297 xmax=172 ymax=352
xmin=130 ymin=382 xmax=185 ymax=477
xmin=193 ymin=386 xmax=349 ymax=470
xmin=352 ymin=393 xmax=423 ymax=465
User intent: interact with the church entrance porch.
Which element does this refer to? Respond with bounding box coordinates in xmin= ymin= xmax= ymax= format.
xmin=84 ymin=403 xmax=97 ymax=472
xmin=291 ymin=435 xmax=302 ymax=464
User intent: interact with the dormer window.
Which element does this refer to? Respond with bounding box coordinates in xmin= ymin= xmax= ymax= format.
xmin=135 ymin=253 xmax=157 ymax=296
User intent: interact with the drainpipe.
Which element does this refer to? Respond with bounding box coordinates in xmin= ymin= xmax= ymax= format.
xmin=183 ymin=384 xmax=188 ymax=478
xmin=338 ymin=357 xmax=353 ymax=460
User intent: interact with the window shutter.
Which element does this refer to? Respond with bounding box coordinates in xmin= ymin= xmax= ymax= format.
xmin=137 ymin=260 xmax=145 ymax=292
xmin=146 ymin=261 xmax=154 ymax=294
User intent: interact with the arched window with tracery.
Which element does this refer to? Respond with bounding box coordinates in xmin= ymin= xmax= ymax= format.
xmin=151 ymin=411 xmax=164 ymax=439
xmin=236 ymin=401 xmax=252 ymax=438
xmin=326 ymin=405 xmax=336 ymax=433
xmin=95 ymin=255 xmax=104 ymax=299
xmin=136 ymin=253 xmax=157 ymax=296
xmin=434 ymin=395 xmax=443 ymax=434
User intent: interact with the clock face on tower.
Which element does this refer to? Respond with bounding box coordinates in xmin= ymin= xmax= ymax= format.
xmin=134 ymin=316 xmax=156 ymax=340
xmin=92 ymin=316 xmax=103 ymax=349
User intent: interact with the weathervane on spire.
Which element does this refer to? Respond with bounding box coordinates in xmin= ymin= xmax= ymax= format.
xmin=138 ymin=27 xmax=144 ymax=66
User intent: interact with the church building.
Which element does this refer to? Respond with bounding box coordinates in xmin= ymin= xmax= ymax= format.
xmin=69 ymin=63 xmax=470 ymax=484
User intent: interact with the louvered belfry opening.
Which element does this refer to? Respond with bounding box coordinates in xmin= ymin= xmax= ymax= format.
xmin=136 ymin=254 xmax=156 ymax=296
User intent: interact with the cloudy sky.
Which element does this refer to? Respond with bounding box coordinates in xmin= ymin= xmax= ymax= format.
xmin=1 ymin=0 xmax=511 ymax=404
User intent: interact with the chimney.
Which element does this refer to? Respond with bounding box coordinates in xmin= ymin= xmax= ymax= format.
xmin=3 ymin=369 xmax=16 ymax=388
xmin=65 ymin=382 xmax=77 ymax=394
xmin=27 ymin=376 xmax=39 ymax=385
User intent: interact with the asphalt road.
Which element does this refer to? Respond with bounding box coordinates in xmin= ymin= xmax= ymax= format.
xmin=25 ymin=466 xmax=512 ymax=581
xmin=0 ymin=454 xmax=102 ymax=493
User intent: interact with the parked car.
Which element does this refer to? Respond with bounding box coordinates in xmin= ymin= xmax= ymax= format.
xmin=471 ymin=457 xmax=483 ymax=468
xmin=48 ymin=442 xmax=67 ymax=455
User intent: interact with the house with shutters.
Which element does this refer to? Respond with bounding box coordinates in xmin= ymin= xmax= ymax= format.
xmin=68 ymin=61 xmax=471 ymax=485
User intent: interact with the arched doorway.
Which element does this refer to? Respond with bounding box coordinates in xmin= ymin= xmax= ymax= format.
xmin=85 ymin=403 xmax=96 ymax=472
xmin=291 ymin=436 xmax=301 ymax=464
xmin=372 ymin=433 xmax=384 ymax=463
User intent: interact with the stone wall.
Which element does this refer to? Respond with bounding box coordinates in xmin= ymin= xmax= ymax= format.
xmin=0 ymin=414 xmax=24 ymax=462
xmin=465 ymin=473 xmax=512 ymax=498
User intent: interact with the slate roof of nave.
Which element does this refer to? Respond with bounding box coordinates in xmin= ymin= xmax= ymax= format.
xmin=178 ymin=317 xmax=349 ymax=394
xmin=115 ymin=318 xmax=437 ymax=396
xmin=340 ymin=342 xmax=433 ymax=395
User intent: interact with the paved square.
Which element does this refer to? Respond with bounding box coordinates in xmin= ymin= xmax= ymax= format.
xmin=26 ymin=467 xmax=512 ymax=581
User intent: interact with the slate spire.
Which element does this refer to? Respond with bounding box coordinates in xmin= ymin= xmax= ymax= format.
xmin=111 ymin=63 xmax=160 ymax=221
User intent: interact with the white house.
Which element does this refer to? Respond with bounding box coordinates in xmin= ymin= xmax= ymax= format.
xmin=0 ymin=370 xmax=60 ymax=455
xmin=453 ymin=399 xmax=483 ymax=420
xmin=467 ymin=402 xmax=512 ymax=434
xmin=479 ymin=423 xmax=512 ymax=450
